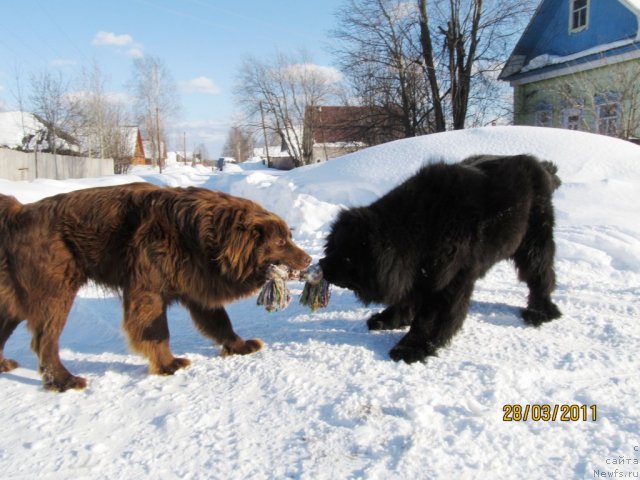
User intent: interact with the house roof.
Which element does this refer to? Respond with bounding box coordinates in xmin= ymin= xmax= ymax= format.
xmin=0 ymin=111 xmax=43 ymax=148
xmin=307 ymin=106 xmax=380 ymax=144
xmin=500 ymin=0 xmax=640 ymax=84
xmin=120 ymin=126 xmax=141 ymax=157
xmin=253 ymin=145 xmax=292 ymax=158
xmin=74 ymin=125 xmax=143 ymax=158
xmin=0 ymin=110 xmax=79 ymax=152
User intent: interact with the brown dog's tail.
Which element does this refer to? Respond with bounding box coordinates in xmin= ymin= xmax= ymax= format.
xmin=0 ymin=194 xmax=23 ymax=221
xmin=540 ymin=161 xmax=562 ymax=190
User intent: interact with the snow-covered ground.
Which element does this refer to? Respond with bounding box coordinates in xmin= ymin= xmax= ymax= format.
xmin=1 ymin=126 xmax=639 ymax=479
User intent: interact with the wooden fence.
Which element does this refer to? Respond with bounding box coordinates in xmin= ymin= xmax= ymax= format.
xmin=0 ymin=148 xmax=114 ymax=181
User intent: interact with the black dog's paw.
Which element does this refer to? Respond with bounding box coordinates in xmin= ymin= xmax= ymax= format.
xmin=521 ymin=300 xmax=562 ymax=327
xmin=389 ymin=343 xmax=436 ymax=364
xmin=367 ymin=312 xmax=391 ymax=330
xmin=367 ymin=311 xmax=411 ymax=331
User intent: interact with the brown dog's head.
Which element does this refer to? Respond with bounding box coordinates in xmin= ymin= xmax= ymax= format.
xmin=217 ymin=207 xmax=311 ymax=283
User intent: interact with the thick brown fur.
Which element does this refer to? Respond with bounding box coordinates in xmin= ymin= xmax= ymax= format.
xmin=0 ymin=183 xmax=311 ymax=391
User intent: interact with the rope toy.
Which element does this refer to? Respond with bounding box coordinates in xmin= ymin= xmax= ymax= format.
xmin=257 ymin=263 xmax=331 ymax=312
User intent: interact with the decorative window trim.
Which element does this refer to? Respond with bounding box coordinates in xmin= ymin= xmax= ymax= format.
xmin=562 ymin=107 xmax=583 ymax=130
xmin=569 ymin=0 xmax=590 ymax=33
xmin=594 ymin=92 xmax=620 ymax=105
xmin=534 ymin=102 xmax=553 ymax=127
xmin=595 ymin=92 xmax=621 ymax=136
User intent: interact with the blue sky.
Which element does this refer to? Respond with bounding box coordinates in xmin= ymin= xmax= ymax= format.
xmin=0 ymin=0 xmax=345 ymax=157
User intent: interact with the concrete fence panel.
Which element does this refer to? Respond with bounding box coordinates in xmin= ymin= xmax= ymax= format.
xmin=0 ymin=148 xmax=114 ymax=181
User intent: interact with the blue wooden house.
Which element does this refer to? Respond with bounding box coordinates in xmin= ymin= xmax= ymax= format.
xmin=500 ymin=0 xmax=640 ymax=140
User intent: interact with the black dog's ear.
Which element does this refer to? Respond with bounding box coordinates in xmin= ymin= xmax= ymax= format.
xmin=445 ymin=244 xmax=457 ymax=258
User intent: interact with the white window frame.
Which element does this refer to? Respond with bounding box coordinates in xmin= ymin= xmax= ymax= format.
xmin=569 ymin=0 xmax=590 ymax=33
xmin=596 ymin=101 xmax=621 ymax=136
xmin=595 ymin=92 xmax=621 ymax=136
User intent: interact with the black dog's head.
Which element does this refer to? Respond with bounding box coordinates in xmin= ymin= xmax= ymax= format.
xmin=319 ymin=208 xmax=383 ymax=304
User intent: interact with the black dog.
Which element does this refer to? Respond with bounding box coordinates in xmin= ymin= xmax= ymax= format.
xmin=320 ymin=154 xmax=562 ymax=363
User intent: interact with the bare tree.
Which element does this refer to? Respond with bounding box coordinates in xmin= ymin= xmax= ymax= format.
xmin=222 ymin=125 xmax=254 ymax=162
xmin=334 ymin=0 xmax=535 ymax=134
xmin=78 ymin=62 xmax=128 ymax=152
xmin=333 ymin=0 xmax=431 ymax=137
xmin=129 ymin=55 xmax=180 ymax=172
xmin=73 ymin=61 xmax=140 ymax=174
xmin=420 ymin=0 xmax=535 ymax=130
xmin=234 ymin=51 xmax=341 ymax=167
xmin=29 ymin=70 xmax=81 ymax=155
xmin=0 ymin=64 xmax=39 ymax=152
xmin=9 ymin=64 xmax=30 ymax=143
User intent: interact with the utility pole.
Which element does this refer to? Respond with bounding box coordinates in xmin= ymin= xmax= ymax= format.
xmin=259 ymin=101 xmax=271 ymax=168
xmin=156 ymin=106 xmax=162 ymax=173
xmin=183 ymin=131 xmax=187 ymax=165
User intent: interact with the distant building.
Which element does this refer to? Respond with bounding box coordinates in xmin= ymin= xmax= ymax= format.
xmin=75 ymin=125 xmax=146 ymax=168
xmin=121 ymin=127 xmax=146 ymax=165
xmin=302 ymin=106 xmax=368 ymax=164
xmin=252 ymin=105 xmax=404 ymax=170
xmin=143 ymin=140 xmax=166 ymax=165
xmin=303 ymin=105 xmax=404 ymax=163
xmin=500 ymin=0 xmax=640 ymax=141
xmin=253 ymin=144 xmax=297 ymax=170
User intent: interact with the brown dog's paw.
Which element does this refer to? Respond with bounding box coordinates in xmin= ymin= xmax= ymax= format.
xmin=43 ymin=374 xmax=88 ymax=392
xmin=0 ymin=358 xmax=19 ymax=372
xmin=152 ymin=357 xmax=192 ymax=375
xmin=221 ymin=338 xmax=264 ymax=357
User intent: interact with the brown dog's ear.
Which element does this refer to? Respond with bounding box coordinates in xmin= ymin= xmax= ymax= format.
xmin=246 ymin=221 xmax=264 ymax=239
xmin=216 ymin=221 xmax=260 ymax=282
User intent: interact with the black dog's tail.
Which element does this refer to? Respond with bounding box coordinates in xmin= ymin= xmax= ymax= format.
xmin=540 ymin=161 xmax=562 ymax=190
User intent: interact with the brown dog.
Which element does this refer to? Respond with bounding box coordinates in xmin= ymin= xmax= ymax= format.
xmin=0 ymin=183 xmax=311 ymax=391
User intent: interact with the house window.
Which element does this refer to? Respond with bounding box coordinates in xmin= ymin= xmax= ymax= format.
xmin=597 ymin=102 xmax=621 ymax=136
xmin=595 ymin=93 xmax=621 ymax=136
xmin=562 ymin=107 xmax=583 ymax=130
xmin=534 ymin=103 xmax=553 ymax=127
xmin=570 ymin=0 xmax=589 ymax=32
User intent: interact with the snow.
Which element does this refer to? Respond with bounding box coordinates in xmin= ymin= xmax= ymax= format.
xmin=0 ymin=111 xmax=42 ymax=149
xmin=0 ymin=111 xmax=79 ymax=152
xmin=1 ymin=126 xmax=640 ymax=479
xmin=621 ymin=0 xmax=640 ymax=17
xmin=520 ymin=38 xmax=639 ymax=73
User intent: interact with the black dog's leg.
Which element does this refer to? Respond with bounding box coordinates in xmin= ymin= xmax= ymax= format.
xmin=367 ymin=302 xmax=414 ymax=330
xmin=389 ymin=275 xmax=475 ymax=364
xmin=513 ymin=200 xmax=562 ymax=326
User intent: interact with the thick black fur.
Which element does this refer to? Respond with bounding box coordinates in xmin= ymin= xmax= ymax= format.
xmin=319 ymin=154 xmax=562 ymax=364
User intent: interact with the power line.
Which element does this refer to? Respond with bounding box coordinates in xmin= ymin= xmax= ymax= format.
xmin=33 ymin=0 xmax=91 ymax=64
xmin=0 ymin=17 xmax=56 ymax=67
xmin=186 ymin=0 xmax=325 ymax=43
xmin=132 ymin=0 xmax=317 ymax=46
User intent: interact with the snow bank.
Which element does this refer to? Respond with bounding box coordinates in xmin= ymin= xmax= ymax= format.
xmin=1 ymin=126 xmax=640 ymax=479
xmin=283 ymin=125 xmax=640 ymax=205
